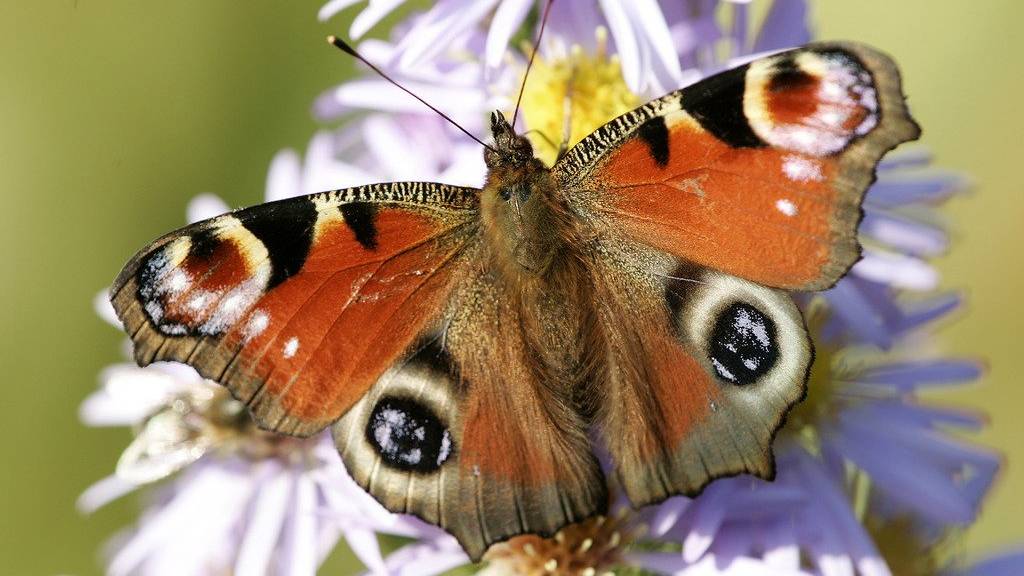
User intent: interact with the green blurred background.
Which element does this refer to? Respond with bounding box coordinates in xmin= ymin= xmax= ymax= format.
xmin=1 ymin=1 xmax=1020 ymax=574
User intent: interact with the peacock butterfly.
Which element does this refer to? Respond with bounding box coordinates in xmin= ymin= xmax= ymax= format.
xmin=110 ymin=34 xmax=919 ymax=559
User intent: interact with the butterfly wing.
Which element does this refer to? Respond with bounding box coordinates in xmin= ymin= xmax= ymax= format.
xmin=587 ymin=240 xmax=811 ymax=504
xmin=554 ymin=43 xmax=917 ymax=503
xmin=331 ymin=265 xmax=607 ymax=560
xmin=556 ymin=42 xmax=920 ymax=291
xmin=113 ymin=182 xmax=607 ymax=559
xmin=112 ymin=182 xmax=480 ymax=436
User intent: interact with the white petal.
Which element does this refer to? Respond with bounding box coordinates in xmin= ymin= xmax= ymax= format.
xmin=265 ymin=149 xmax=303 ymax=202
xmin=93 ymin=289 xmax=120 ymax=328
xmin=350 ymin=0 xmax=408 ymax=39
xmin=186 ymin=193 xmax=230 ymax=224
xmin=648 ymin=496 xmax=689 ymax=537
xmin=385 ymin=542 xmax=470 ymax=576
xmin=396 ymin=0 xmax=499 ymax=70
xmin=625 ymin=0 xmax=683 ymax=84
xmin=438 ymin=146 xmax=488 ymax=187
xmin=853 ymin=249 xmax=938 ymax=290
xmin=108 ymin=464 xmax=254 ymax=576
xmin=318 ymin=79 xmax=485 ymax=124
xmin=343 ymin=525 xmax=386 ymax=574
xmin=301 ymin=131 xmax=375 ymax=193
xmin=598 ymin=0 xmax=642 ymax=91
xmin=485 ymin=0 xmax=533 ymax=70
xmin=318 ymin=0 xmax=363 ymax=22
xmin=77 ymin=474 xmax=140 ymax=513
xmin=362 ymin=115 xmax=432 ymax=180
xmin=761 ymin=519 xmax=800 ymax=569
xmin=682 ymin=485 xmax=729 ymax=562
xmin=81 ymin=364 xmax=186 ymax=426
xmin=280 ymin=473 xmax=318 ymax=576
xmin=236 ymin=463 xmax=293 ymax=576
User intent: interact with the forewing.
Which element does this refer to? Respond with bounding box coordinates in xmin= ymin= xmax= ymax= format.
xmin=331 ymin=264 xmax=608 ymax=560
xmin=112 ymin=182 xmax=479 ymax=436
xmin=588 ymin=240 xmax=811 ymax=506
xmin=555 ymin=42 xmax=920 ymax=290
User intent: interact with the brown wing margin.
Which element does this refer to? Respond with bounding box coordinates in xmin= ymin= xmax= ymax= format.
xmin=111 ymin=181 xmax=480 ymax=436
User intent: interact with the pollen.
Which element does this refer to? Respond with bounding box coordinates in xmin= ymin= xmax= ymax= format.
xmin=516 ymin=27 xmax=641 ymax=166
xmin=482 ymin=512 xmax=639 ymax=575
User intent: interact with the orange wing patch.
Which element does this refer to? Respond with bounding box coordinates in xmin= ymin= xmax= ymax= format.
xmin=225 ymin=210 xmax=465 ymax=429
xmin=112 ymin=184 xmax=479 ymax=436
xmin=597 ymin=118 xmax=848 ymax=289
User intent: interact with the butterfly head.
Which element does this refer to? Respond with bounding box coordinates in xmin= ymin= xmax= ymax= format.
xmin=485 ymin=111 xmax=536 ymax=171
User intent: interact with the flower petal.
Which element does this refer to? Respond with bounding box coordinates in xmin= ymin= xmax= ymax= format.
xmin=77 ymin=474 xmax=140 ymax=514
xmin=318 ymin=0 xmax=363 ymax=22
xmin=279 ymin=471 xmax=319 ymax=576
xmin=265 ymin=149 xmax=303 ymax=202
xmin=350 ymin=0 xmax=408 ymax=39
xmin=186 ymin=193 xmax=230 ymax=224
xmin=485 ymin=0 xmax=532 ymax=70
xmin=235 ymin=462 xmax=293 ymax=576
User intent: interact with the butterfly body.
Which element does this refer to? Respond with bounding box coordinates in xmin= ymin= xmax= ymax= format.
xmin=112 ymin=43 xmax=919 ymax=559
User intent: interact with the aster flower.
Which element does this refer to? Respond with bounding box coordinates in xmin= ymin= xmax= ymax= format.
xmin=80 ymin=355 xmax=366 ymax=575
xmin=316 ymin=0 xmax=814 ymax=133
xmin=329 ymin=29 xmax=989 ymax=574
xmin=789 ymin=300 xmax=999 ymax=528
xmin=823 ymin=150 xmax=971 ymax=347
xmin=319 ymin=0 xmax=686 ymax=93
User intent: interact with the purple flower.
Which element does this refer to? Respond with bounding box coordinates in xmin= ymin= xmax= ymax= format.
xmin=317 ymin=0 xmax=814 ymax=127
xmin=632 ymin=447 xmax=887 ymax=575
xmin=822 ymin=149 xmax=970 ymax=347
xmin=80 ymin=355 xmax=384 ymax=574
xmin=319 ymin=0 xmax=692 ymax=93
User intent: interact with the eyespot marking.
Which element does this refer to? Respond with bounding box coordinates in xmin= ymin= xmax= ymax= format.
xmin=366 ymin=396 xmax=453 ymax=472
xmin=708 ymin=302 xmax=779 ymax=385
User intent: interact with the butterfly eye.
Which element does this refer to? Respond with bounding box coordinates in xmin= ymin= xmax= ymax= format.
xmin=708 ymin=302 xmax=779 ymax=385
xmin=366 ymin=396 xmax=453 ymax=472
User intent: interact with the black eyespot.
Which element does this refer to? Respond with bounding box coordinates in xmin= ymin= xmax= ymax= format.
xmin=708 ymin=302 xmax=779 ymax=385
xmin=366 ymin=397 xmax=453 ymax=472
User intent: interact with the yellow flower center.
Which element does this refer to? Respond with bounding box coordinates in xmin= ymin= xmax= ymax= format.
xmin=516 ymin=27 xmax=641 ymax=166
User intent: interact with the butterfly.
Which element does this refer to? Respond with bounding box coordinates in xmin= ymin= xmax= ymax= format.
xmin=110 ymin=42 xmax=918 ymax=559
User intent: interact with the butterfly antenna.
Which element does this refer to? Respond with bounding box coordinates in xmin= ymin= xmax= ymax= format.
xmin=511 ymin=0 xmax=555 ymax=128
xmin=327 ymin=35 xmax=496 ymax=153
